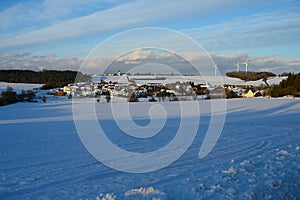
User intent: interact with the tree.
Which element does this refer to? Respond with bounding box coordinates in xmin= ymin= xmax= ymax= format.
xmin=26 ymin=90 xmax=35 ymax=102
xmin=106 ymin=93 xmax=111 ymax=103
xmin=19 ymin=90 xmax=26 ymax=102
xmin=42 ymin=96 xmax=47 ymax=103
xmin=269 ymin=73 xmax=300 ymax=97
xmin=1 ymin=87 xmax=18 ymax=105
xmin=129 ymin=93 xmax=139 ymax=102
xmin=263 ymin=77 xmax=269 ymax=87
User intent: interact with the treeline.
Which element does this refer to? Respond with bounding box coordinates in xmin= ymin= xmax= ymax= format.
xmin=0 ymin=70 xmax=90 ymax=89
xmin=226 ymin=71 xmax=276 ymax=81
xmin=269 ymin=73 xmax=300 ymax=97
xmin=0 ymin=86 xmax=36 ymax=106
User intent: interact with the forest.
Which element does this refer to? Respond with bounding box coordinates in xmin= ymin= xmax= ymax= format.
xmin=226 ymin=71 xmax=276 ymax=82
xmin=269 ymin=73 xmax=300 ymax=97
xmin=0 ymin=70 xmax=90 ymax=89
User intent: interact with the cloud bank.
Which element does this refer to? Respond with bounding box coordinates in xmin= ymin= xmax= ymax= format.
xmin=1 ymin=51 xmax=299 ymax=75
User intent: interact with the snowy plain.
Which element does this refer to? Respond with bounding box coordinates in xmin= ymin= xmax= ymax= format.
xmin=0 ymin=82 xmax=43 ymax=94
xmin=0 ymin=78 xmax=300 ymax=199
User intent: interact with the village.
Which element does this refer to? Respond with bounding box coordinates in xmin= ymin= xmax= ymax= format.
xmin=53 ymin=73 xmax=268 ymax=102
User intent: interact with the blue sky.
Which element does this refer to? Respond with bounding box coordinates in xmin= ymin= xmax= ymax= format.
xmin=0 ymin=0 xmax=299 ymax=74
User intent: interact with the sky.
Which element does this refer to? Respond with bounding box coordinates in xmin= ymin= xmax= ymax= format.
xmin=0 ymin=0 xmax=299 ymax=75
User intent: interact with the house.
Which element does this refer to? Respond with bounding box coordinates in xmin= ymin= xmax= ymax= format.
xmin=117 ymin=70 xmax=121 ymax=76
xmin=243 ymin=89 xmax=254 ymax=98
xmin=54 ymin=90 xmax=65 ymax=96
xmin=254 ymin=91 xmax=263 ymax=97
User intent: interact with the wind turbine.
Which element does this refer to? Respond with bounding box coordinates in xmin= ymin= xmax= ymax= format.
xmin=214 ymin=64 xmax=218 ymax=77
xmin=242 ymin=59 xmax=249 ymax=81
xmin=242 ymin=59 xmax=249 ymax=73
xmin=235 ymin=62 xmax=240 ymax=72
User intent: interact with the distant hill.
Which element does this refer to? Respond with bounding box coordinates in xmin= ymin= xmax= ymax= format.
xmin=226 ymin=71 xmax=276 ymax=82
xmin=0 ymin=70 xmax=90 ymax=89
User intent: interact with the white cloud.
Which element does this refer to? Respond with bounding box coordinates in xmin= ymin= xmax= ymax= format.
xmin=115 ymin=48 xmax=179 ymax=65
xmin=184 ymin=7 xmax=300 ymax=52
xmin=0 ymin=52 xmax=31 ymax=60
xmin=0 ymin=0 xmax=129 ymax=34
xmin=0 ymin=53 xmax=82 ymax=71
xmin=0 ymin=0 xmax=279 ymax=50
xmin=288 ymin=59 xmax=300 ymax=66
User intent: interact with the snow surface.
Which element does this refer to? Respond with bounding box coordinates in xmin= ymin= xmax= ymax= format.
xmin=0 ymin=98 xmax=300 ymax=199
xmin=0 ymin=82 xmax=43 ymax=94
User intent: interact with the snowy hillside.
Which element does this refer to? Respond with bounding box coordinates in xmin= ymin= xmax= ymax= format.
xmin=0 ymin=82 xmax=43 ymax=93
xmin=0 ymin=98 xmax=299 ymax=199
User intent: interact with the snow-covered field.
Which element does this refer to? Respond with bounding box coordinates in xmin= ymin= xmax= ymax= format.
xmin=0 ymin=97 xmax=300 ymax=199
xmin=0 ymin=82 xmax=43 ymax=94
